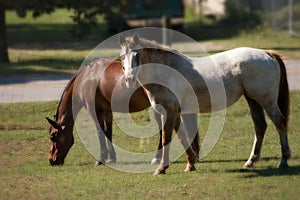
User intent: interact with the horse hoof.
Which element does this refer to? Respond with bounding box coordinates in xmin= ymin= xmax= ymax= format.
xmin=150 ymin=157 xmax=160 ymax=165
xmin=153 ymin=168 xmax=166 ymax=176
xmin=242 ymin=161 xmax=254 ymax=169
xmin=184 ymin=165 xmax=196 ymax=172
xmin=106 ymin=159 xmax=117 ymax=164
xmin=242 ymin=164 xmax=251 ymax=169
xmin=95 ymin=160 xmax=105 ymax=166
xmin=278 ymin=160 xmax=289 ymax=168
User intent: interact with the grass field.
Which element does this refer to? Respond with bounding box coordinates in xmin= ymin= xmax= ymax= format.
xmin=1 ymin=8 xmax=300 ymax=199
xmin=0 ymin=91 xmax=299 ymax=199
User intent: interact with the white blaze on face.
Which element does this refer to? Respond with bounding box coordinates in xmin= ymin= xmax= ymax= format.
xmin=121 ymin=48 xmax=139 ymax=87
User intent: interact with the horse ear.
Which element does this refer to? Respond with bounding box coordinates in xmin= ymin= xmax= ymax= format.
xmin=118 ymin=34 xmax=125 ymax=46
xmin=46 ymin=117 xmax=60 ymax=129
xmin=133 ymin=33 xmax=139 ymax=45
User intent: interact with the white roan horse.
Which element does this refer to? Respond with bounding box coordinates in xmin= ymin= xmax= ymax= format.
xmin=119 ymin=33 xmax=291 ymax=175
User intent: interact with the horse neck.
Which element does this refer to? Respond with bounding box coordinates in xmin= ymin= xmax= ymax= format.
xmin=56 ymin=91 xmax=74 ymax=126
xmin=56 ymin=75 xmax=81 ymax=127
xmin=141 ymin=49 xmax=188 ymax=70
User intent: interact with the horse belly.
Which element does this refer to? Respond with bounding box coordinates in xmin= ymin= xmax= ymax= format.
xmin=223 ymin=76 xmax=244 ymax=108
xmin=186 ymin=75 xmax=242 ymax=113
xmin=110 ymin=86 xmax=150 ymax=113
xmin=129 ymin=88 xmax=151 ymax=112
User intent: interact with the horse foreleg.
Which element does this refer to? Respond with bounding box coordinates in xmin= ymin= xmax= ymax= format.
xmin=151 ymin=111 xmax=163 ymax=164
xmin=104 ymin=112 xmax=117 ymax=163
xmin=92 ymin=128 xmax=108 ymax=165
xmin=154 ymin=112 xmax=177 ymax=175
xmin=243 ymin=96 xmax=267 ymax=168
xmin=95 ymin=117 xmax=109 ymax=165
xmin=86 ymin=105 xmax=109 ymax=165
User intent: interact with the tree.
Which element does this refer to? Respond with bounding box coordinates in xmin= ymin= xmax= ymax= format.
xmin=0 ymin=0 xmax=125 ymax=63
xmin=0 ymin=0 xmax=56 ymax=63
xmin=0 ymin=5 xmax=9 ymax=63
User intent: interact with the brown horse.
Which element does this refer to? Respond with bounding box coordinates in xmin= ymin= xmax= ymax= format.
xmin=46 ymin=58 xmax=199 ymax=166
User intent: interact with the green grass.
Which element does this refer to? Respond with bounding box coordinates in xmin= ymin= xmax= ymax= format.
xmin=209 ymin=27 xmax=300 ymax=59
xmin=1 ymin=49 xmax=85 ymax=75
xmin=6 ymin=9 xmax=107 ymax=44
xmin=6 ymin=9 xmax=74 ymax=24
xmin=2 ymin=9 xmax=109 ymax=75
xmin=1 ymin=9 xmax=299 ymax=199
xmin=1 ymin=91 xmax=300 ymax=199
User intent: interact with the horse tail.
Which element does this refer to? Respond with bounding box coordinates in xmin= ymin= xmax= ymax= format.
xmin=266 ymin=51 xmax=289 ymax=127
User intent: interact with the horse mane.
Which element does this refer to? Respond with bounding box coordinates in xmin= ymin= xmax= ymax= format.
xmin=124 ymin=36 xmax=182 ymax=55
xmin=55 ymin=72 xmax=78 ymax=121
xmin=139 ymin=38 xmax=174 ymax=51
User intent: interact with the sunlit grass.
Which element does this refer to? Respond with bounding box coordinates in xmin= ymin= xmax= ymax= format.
xmin=6 ymin=9 xmax=74 ymax=24
xmin=0 ymin=91 xmax=299 ymax=199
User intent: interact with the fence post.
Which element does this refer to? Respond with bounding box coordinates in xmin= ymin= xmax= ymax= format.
xmin=162 ymin=15 xmax=171 ymax=46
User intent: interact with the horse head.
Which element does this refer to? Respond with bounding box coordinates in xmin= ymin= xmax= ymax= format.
xmin=119 ymin=33 xmax=142 ymax=88
xmin=46 ymin=117 xmax=74 ymax=166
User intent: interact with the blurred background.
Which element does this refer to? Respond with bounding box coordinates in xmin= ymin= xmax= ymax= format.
xmin=0 ymin=0 xmax=299 ymax=70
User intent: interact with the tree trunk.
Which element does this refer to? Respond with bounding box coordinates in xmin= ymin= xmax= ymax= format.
xmin=0 ymin=6 xmax=9 ymax=63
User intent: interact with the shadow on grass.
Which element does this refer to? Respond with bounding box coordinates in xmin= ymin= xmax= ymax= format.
xmin=200 ymin=157 xmax=281 ymax=164
xmin=223 ymin=156 xmax=300 ymax=177
xmin=7 ymin=23 xmax=110 ymax=49
xmin=227 ymin=165 xmax=300 ymax=178
xmin=0 ymin=58 xmax=81 ymax=78
xmin=9 ymin=22 xmax=238 ymax=47
xmin=183 ymin=24 xmax=241 ymax=41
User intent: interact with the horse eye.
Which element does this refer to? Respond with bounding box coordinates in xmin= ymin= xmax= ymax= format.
xmin=120 ymin=54 xmax=125 ymax=60
xmin=50 ymin=132 xmax=58 ymax=142
xmin=135 ymin=53 xmax=141 ymax=65
xmin=122 ymin=66 xmax=125 ymax=70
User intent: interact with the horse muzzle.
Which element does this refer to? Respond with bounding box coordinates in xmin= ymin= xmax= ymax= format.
xmin=49 ymin=158 xmax=64 ymax=166
xmin=125 ymin=76 xmax=137 ymax=87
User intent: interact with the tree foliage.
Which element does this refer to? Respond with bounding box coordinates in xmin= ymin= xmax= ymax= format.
xmin=0 ymin=0 xmax=126 ymax=63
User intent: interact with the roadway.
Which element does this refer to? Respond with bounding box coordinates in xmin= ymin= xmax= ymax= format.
xmin=0 ymin=60 xmax=299 ymax=103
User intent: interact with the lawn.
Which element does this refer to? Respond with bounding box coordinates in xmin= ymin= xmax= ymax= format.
xmin=1 ymin=9 xmax=299 ymax=199
xmin=0 ymin=91 xmax=299 ymax=199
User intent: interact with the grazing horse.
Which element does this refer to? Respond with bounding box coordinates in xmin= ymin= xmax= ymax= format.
xmin=119 ymin=33 xmax=291 ymax=175
xmin=46 ymin=58 xmax=199 ymax=166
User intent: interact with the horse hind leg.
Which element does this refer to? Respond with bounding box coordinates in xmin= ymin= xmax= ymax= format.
xmin=264 ymin=103 xmax=291 ymax=168
xmin=182 ymin=113 xmax=200 ymax=162
xmin=175 ymin=114 xmax=197 ymax=172
xmin=243 ymin=95 xmax=267 ymax=168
